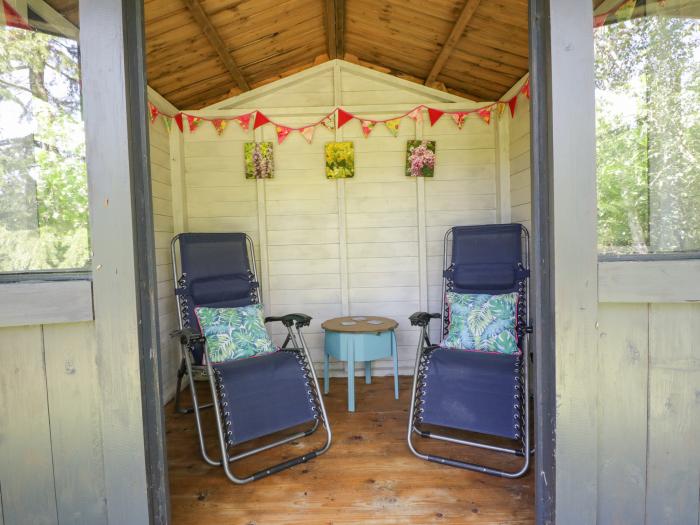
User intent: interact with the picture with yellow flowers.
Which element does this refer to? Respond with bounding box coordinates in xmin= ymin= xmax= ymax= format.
xmin=325 ymin=141 xmax=354 ymax=179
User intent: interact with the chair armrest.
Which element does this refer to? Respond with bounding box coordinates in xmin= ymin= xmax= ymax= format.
xmin=171 ymin=327 xmax=205 ymax=345
xmin=265 ymin=313 xmax=312 ymax=329
xmin=409 ymin=312 xmax=441 ymax=327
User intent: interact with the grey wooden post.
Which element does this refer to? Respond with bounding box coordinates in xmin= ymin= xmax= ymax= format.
xmin=81 ymin=0 xmax=168 ymax=523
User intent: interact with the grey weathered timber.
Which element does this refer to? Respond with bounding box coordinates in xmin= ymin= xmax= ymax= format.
xmin=0 ymin=280 xmax=93 ymax=328
xmin=645 ymin=304 xmax=700 ymax=524
xmin=549 ymin=1 xmax=600 ymax=523
xmin=81 ymin=0 xmax=161 ymax=523
xmin=0 ymin=326 xmax=58 ymax=525
xmin=43 ymin=322 xmax=107 ymax=525
xmin=596 ymin=304 xmax=649 ymax=525
xmin=124 ymin=0 xmax=170 ymax=521
xmin=528 ymin=0 xmax=556 ymax=522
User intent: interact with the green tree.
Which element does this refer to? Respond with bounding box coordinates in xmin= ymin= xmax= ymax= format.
xmin=595 ymin=14 xmax=700 ymax=254
xmin=0 ymin=24 xmax=89 ymax=272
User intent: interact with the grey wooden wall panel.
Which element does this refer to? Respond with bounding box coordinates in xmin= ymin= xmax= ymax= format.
xmin=43 ymin=322 xmax=107 ymax=525
xmin=597 ymin=304 xmax=649 ymax=525
xmin=0 ymin=326 xmax=58 ymax=525
xmin=645 ymin=304 xmax=700 ymax=525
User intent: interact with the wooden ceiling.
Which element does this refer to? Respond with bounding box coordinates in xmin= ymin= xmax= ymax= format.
xmin=45 ymin=0 xmax=530 ymax=109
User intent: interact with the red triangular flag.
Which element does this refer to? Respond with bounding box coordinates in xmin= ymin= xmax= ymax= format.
xmin=451 ymin=112 xmax=467 ymax=130
xmin=593 ymin=13 xmax=608 ymax=28
xmin=3 ymin=1 xmax=32 ymax=30
xmin=276 ymin=125 xmax=291 ymax=144
xmin=427 ymin=108 xmax=444 ymax=126
xmin=337 ymin=109 xmax=354 ymax=128
xmin=235 ymin=113 xmax=251 ymax=131
xmin=508 ymin=96 xmax=518 ymax=118
xmin=254 ymin=111 xmax=270 ymax=129
xmin=477 ymin=108 xmax=492 ymax=125
xmin=212 ymin=119 xmax=228 ymax=136
xmin=521 ymin=79 xmax=530 ymax=99
xmin=174 ymin=113 xmax=184 ymax=133
xmin=148 ymin=102 xmax=159 ymax=124
xmin=360 ymin=120 xmax=376 ymax=138
xmin=186 ymin=115 xmax=202 ymax=133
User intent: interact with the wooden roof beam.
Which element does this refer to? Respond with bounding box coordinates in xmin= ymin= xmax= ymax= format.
xmin=181 ymin=0 xmax=250 ymax=91
xmin=425 ymin=0 xmax=481 ymax=86
xmin=324 ymin=0 xmax=345 ymax=59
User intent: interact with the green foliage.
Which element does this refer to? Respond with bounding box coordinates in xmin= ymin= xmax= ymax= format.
xmin=0 ymin=25 xmax=89 ymax=272
xmin=595 ymin=15 xmax=700 ymax=254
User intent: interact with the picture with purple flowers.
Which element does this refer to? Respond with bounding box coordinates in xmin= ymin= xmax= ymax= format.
xmin=244 ymin=142 xmax=274 ymax=179
xmin=406 ymin=140 xmax=436 ymax=177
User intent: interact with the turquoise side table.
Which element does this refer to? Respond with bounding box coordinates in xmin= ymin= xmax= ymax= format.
xmin=322 ymin=316 xmax=399 ymax=412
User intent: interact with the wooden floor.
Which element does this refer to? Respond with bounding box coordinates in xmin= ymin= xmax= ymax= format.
xmin=167 ymin=376 xmax=534 ymax=525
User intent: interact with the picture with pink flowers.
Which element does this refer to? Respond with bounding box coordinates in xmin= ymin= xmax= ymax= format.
xmin=244 ymin=141 xmax=274 ymax=179
xmin=406 ymin=140 xmax=436 ymax=177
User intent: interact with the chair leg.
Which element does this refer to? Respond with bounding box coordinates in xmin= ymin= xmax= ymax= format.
xmin=392 ymin=330 xmax=399 ymax=399
xmin=347 ymin=345 xmax=355 ymax=412
xmin=324 ymin=350 xmax=330 ymax=394
xmin=174 ymin=351 xmax=214 ymax=415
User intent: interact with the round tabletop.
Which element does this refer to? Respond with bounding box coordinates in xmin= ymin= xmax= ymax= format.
xmin=321 ymin=316 xmax=398 ymax=333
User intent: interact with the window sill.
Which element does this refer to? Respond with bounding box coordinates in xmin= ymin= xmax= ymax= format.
xmin=598 ymin=259 xmax=700 ymax=303
xmin=0 ymin=278 xmax=94 ymax=328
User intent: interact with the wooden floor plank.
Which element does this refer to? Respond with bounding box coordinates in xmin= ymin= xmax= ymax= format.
xmin=167 ymin=376 xmax=534 ymax=524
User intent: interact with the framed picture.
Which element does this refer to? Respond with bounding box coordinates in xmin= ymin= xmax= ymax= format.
xmin=406 ymin=140 xmax=436 ymax=177
xmin=325 ymin=141 xmax=354 ymax=179
xmin=244 ymin=142 xmax=274 ymax=179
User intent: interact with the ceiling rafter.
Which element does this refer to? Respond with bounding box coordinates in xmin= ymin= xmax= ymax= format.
xmin=425 ymin=0 xmax=482 ymax=86
xmin=181 ymin=0 xmax=250 ymax=92
xmin=324 ymin=0 xmax=345 ymax=59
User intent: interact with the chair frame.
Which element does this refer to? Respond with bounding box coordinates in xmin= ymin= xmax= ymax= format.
xmin=407 ymin=226 xmax=532 ymax=478
xmin=170 ymin=233 xmax=332 ymax=483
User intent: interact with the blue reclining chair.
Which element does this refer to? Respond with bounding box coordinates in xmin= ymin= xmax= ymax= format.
xmin=171 ymin=232 xmax=331 ymax=483
xmin=407 ymin=223 xmax=532 ymax=478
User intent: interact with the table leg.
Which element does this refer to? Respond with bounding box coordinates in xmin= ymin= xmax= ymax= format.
xmin=347 ymin=342 xmax=355 ymax=412
xmin=365 ymin=361 xmax=372 ymax=384
xmin=323 ymin=348 xmax=330 ymax=394
xmin=392 ymin=330 xmax=399 ymax=399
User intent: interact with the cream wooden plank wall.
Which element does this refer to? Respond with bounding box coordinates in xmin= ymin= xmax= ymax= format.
xmin=509 ymin=97 xmax=531 ymax=233
xmin=182 ymin=61 xmax=499 ymax=375
xmin=148 ymin=101 xmax=180 ymax=401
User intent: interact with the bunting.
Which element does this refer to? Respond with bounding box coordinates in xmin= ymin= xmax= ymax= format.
xmin=146 ymin=80 xmax=530 ymax=141
xmin=428 ymin=108 xmax=444 ymax=126
xmin=300 ymin=126 xmax=315 ymax=144
xmin=187 ymin=115 xmax=202 ymax=133
xmin=148 ymin=102 xmax=159 ymax=124
xmin=212 ymin=119 xmax=228 ymax=136
xmin=2 ymin=1 xmax=32 ymax=30
xmin=276 ymin=125 xmax=291 ymax=144
xmin=360 ymin=120 xmax=376 ymax=138
xmin=254 ymin=111 xmax=270 ymax=129
xmin=508 ymin=96 xmax=518 ymax=118
xmin=477 ymin=108 xmax=491 ymax=125
xmin=384 ymin=118 xmax=401 ymax=137
xmin=451 ymin=112 xmax=467 ymax=130
xmin=337 ymin=109 xmax=354 ymax=128
xmin=163 ymin=117 xmax=172 ymax=132
xmin=234 ymin=114 xmax=252 ymax=131
xmin=174 ymin=113 xmax=184 ymax=133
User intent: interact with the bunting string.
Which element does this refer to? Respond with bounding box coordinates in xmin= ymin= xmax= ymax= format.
xmin=147 ymin=77 xmax=530 ymax=141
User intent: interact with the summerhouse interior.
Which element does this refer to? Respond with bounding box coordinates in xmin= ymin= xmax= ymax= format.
xmin=58 ymin=0 xmax=538 ymax=523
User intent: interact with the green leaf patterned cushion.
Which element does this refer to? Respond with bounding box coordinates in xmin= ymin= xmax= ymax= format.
xmin=442 ymin=292 xmax=519 ymax=354
xmin=195 ymin=304 xmax=276 ymax=363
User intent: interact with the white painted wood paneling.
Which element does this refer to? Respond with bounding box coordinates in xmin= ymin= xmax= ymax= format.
xmin=509 ymin=94 xmax=531 ymax=233
xmin=181 ymin=63 xmax=499 ymax=375
xmin=149 ymin=101 xmax=180 ymax=403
